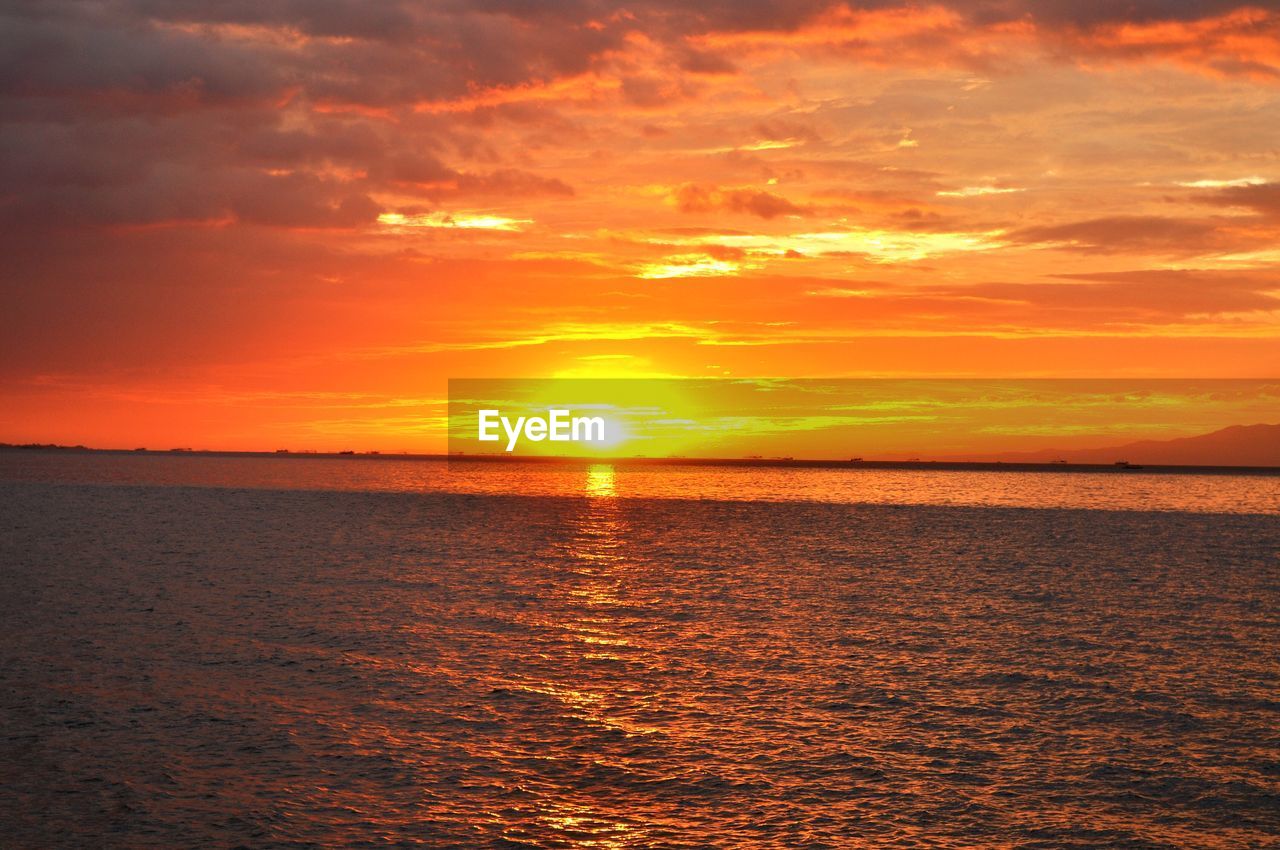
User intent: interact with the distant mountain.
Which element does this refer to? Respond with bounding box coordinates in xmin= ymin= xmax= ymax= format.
xmin=974 ymin=423 xmax=1280 ymax=467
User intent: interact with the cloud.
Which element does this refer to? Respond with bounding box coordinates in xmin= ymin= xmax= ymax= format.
xmin=0 ymin=158 xmax=382 ymax=229
xmin=751 ymin=118 xmax=822 ymax=145
xmin=673 ymin=184 xmax=810 ymax=218
xmin=1045 ymin=6 xmax=1280 ymax=81
xmin=1008 ymin=216 xmax=1230 ymax=254
xmin=453 ymin=168 xmax=575 ymax=198
xmin=962 ymin=270 xmax=1280 ymax=316
xmin=374 ymin=152 xmax=574 ymax=196
xmin=0 ymin=10 xmax=285 ymax=107
xmin=228 ymin=172 xmax=381 ymax=228
xmin=955 ymin=0 xmax=1256 ymax=27
xmin=2 ymin=1 xmax=1274 ymax=236
xmin=1202 ymin=181 xmax=1280 ymax=218
xmin=687 ymin=3 xmax=1280 ymax=80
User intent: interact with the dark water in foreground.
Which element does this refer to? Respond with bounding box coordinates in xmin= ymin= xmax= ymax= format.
xmin=1 ymin=456 xmax=1278 ymax=847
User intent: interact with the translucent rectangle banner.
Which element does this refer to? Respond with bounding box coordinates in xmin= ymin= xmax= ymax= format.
xmin=447 ymin=378 xmax=1280 ymax=468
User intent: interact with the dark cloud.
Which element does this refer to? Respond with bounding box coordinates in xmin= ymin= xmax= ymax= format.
xmin=1203 ymin=182 xmax=1280 ymax=218
xmin=0 ymin=9 xmax=284 ymax=105
xmin=675 ymin=47 xmax=737 ymax=75
xmin=956 ymin=270 xmax=1280 ymax=316
xmin=453 ymin=168 xmax=575 ymax=198
xmin=226 ymin=172 xmax=381 ymax=228
xmin=1008 ymin=216 xmax=1229 ymax=254
xmin=237 ymin=124 xmax=386 ymax=169
xmin=890 ymin=208 xmax=966 ymax=233
xmin=0 ymin=163 xmax=382 ymax=229
xmin=6 ymin=1 xmax=1264 ymax=109
xmin=0 ymin=0 xmax=1272 ymax=233
xmin=467 ymin=0 xmax=836 ymax=35
xmin=374 ymin=153 xmax=460 ymax=185
xmin=0 ymin=0 xmax=624 ymax=229
xmin=126 ymin=0 xmax=423 ymax=42
xmin=372 ymin=153 xmax=574 ymax=198
xmin=752 ymin=118 xmax=821 ymax=144
xmin=674 ymin=183 xmax=809 ymax=218
xmin=948 ymin=0 xmax=1255 ymax=27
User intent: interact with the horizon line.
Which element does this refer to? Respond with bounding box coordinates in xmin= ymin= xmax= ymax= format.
xmin=4 ymin=443 xmax=1278 ymax=475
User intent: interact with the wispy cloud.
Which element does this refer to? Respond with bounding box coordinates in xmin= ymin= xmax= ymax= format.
xmin=377 ymin=212 xmax=532 ymax=231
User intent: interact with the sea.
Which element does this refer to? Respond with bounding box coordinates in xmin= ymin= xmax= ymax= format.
xmin=1 ymin=451 xmax=1277 ymax=848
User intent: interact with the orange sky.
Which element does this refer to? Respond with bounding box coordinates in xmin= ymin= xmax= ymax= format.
xmin=1 ymin=2 xmax=1278 ymax=452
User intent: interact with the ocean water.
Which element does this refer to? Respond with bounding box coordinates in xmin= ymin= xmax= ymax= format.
xmin=1 ymin=453 xmax=1278 ymax=848
xmin=1 ymin=451 xmax=1278 ymax=513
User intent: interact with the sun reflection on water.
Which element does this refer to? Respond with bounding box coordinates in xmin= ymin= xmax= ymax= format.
xmin=564 ymin=464 xmax=633 ymax=669
xmin=508 ymin=463 xmax=660 ymax=843
xmin=583 ymin=464 xmax=617 ymax=499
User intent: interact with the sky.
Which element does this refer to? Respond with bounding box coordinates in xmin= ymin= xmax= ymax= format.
xmin=446 ymin=379 xmax=1280 ymax=460
xmin=2 ymin=1 xmax=1279 ymax=452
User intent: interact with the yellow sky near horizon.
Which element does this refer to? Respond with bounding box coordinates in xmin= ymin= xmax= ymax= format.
xmin=443 ymin=379 xmax=1280 ymax=461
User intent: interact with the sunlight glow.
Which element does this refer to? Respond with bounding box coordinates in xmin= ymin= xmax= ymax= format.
xmin=937 ymin=186 xmax=1025 ymax=197
xmin=1175 ymin=177 xmax=1266 ymax=188
xmin=637 ymin=255 xmax=742 ymax=279
xmin=631 ymin=226 xmax=1006 ymax=263
xmin=740 ymin=139 xmax=802 ymax=151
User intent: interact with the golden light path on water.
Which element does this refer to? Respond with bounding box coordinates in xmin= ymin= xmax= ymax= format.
xmin=584 ymin=464 xmax=618 ymax=500
xmin=508 ymin=464 xmax=648 ymax=847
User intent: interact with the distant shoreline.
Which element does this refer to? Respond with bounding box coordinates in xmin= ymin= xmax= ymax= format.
xmin=3 ymin=445 xmax=1278 ymax=476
